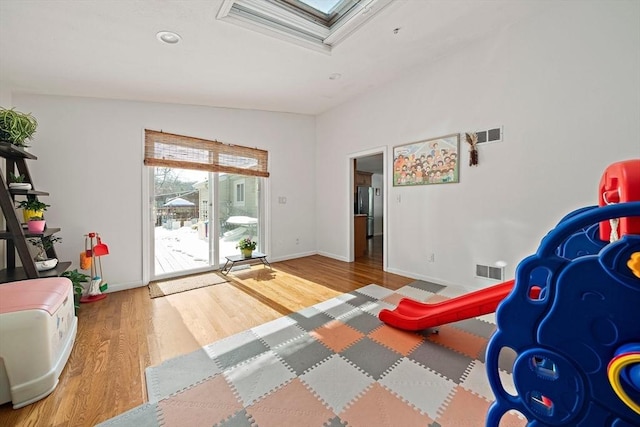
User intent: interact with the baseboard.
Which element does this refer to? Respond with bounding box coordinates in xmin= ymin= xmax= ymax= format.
xmin=384 ymin=267 xmax=476 ymax=293
xmin=103 ymin=280 xmax=145 ymax=293
xmin=315 ymin=250 xmax=348 ymax=262
xmin=267 ymin=251 xmax=317 ymax=263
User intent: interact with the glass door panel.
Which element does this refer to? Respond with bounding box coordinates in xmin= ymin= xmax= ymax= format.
xmin=217 ymin=173 xmax=261 ymax=264
xmin=152 ymin=167 xmax=213 ymax=279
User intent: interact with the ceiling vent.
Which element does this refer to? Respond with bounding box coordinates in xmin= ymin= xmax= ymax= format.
xmin=476 ymin=126 xmax=503 ymax=145
xmin=217 ymin=0 xmax=395 ymax=53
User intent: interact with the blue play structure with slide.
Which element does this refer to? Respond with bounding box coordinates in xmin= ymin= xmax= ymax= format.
xmin=485 ymin=160 xmax=640 ymax=426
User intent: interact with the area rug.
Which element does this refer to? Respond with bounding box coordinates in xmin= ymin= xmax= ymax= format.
xmin=148 ymin=272 xmax=229 ymax=298
xmin=101 ymin=281 xmax=525 ymax=426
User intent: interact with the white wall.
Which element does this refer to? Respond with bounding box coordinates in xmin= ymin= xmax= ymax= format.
xmin=0 ymin=87 xmax=11 ymax=105
xmin=10 ymin=95 xmax=317 ymax=290
xmin=316 ymin=1 xmax=640 ymax=289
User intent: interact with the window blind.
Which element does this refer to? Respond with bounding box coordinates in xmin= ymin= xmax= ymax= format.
xmin=144 ymin=129 xmax=269 ymax=178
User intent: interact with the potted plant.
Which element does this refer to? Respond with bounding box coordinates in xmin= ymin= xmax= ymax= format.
xmin=62 ymin=269 xmax=90 ymax=314
xmin=0 ymin=107 xmax=38 ymax=147
xmin=27 ymin=215 xmax=46 ymax=233
xmin=16 ymin=199 xmax=49 ymax=222
xmin=28 ymin=235 xmax=61 ymax=272
xmin=8 ymin=172 xmax=32 ymax=189
xmin=236 ymin=237 xmax=257 ymax=258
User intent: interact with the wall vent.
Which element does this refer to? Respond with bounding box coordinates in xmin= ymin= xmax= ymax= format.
xmin=476 ymin=264 xmax=504 ymax=280
xmin=476 ymin=126 xmax=503 ymax=145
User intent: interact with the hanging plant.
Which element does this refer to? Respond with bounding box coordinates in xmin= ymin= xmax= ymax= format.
xmin=465 ymin=132 xmax=479 ymax=166
xmin=0 ymin=107 xmax=38 ymax=147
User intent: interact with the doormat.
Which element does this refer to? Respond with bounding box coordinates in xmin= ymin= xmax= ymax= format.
xmin=100 ymin=282 xmax=526 ymax=426
xmin=148 ymin=272 xmax=229 ymax=298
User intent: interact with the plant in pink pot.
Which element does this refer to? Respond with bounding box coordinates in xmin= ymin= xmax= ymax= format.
xmin=27 ymin=216 xmax=46 ymax=233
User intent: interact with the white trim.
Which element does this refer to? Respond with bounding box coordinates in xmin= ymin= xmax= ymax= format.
xmin=211 ymin=173 xmax=219 ymax=270
xmin=324 ymin=0 xmax=395 ymax=46
xmin=104 ymin=280 xmax=146 ymax=293
xmin=216 ymin=0 xmax=235 ymax=18
xmin=316 ymin=250 xmax=348 ymax=262
xmin=268 ymin=250 xmax=319 ymax=263
xmin=218 ymin=13 xmax=331 ymax=54
xmin=237 ymin=0 xmax=330 ymax=37
xmin=141 ymin=128 xmax=150 ymax=286
xmin=385 ymin=267 xmax=477 ymax=293
xmin=261 ymin=177 xmax=270 ymax=260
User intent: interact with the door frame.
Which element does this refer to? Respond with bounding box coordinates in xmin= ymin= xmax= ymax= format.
xmin=348 ymin=146 xmax=387 ymax=271
xmin=142 ymin=158 xmax=152 ymax=286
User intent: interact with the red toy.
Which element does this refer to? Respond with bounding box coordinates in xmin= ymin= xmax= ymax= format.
xmin=80 ymin=232 xmax=109 ymax=303
xmin=598 ymin=159 xmax=640 ymax=241
xmin=378 ymin=279 xmax=514 ymax=331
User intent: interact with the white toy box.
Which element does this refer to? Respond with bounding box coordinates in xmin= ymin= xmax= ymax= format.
xmin=0 ymin=277 xmax=77 ymax=408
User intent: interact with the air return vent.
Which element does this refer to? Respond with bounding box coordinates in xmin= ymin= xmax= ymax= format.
xmin=476 ymin=264 xmax=504 ymax=280
xmin=476 ymin=127 xmax=503 ymax=145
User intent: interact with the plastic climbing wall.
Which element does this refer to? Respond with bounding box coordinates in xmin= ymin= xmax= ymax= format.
xmin=485 ymin=160 xmax=640 ymax=426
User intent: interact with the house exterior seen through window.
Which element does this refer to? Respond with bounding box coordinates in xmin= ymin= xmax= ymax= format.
xmin=235 ymin=181 xmax=245 ymax=206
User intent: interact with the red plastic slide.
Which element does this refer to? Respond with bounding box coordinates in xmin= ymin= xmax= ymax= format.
xmin=378 ymin=280 xmax=515 ymax=331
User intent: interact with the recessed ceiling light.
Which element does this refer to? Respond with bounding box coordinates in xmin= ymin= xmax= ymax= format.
xmin=156 ymin=31 xmax=181 ymax=44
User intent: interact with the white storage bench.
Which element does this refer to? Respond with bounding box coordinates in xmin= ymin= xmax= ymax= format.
xmin=0 ymin=277 xmax=77 ymax=409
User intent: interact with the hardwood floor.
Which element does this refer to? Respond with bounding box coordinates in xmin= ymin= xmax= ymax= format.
xmin=0 ymin=237 xmax=411 ymax=426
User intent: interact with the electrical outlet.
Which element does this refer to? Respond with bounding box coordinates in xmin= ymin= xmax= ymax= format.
xmin=428 ymin=253 xmax=435 ymax=262
xmin=295 ymin=238 xmax=299 ymax=245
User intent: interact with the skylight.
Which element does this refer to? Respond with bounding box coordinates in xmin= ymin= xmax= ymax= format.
xmin=298 ymin=0 xmax=343 ymax=14
xmin=217 ymin=0 xmax=395 ymax=53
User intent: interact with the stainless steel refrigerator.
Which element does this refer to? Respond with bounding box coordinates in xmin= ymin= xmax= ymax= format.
xmin=356 ymin=186 xmax=374 ymax=237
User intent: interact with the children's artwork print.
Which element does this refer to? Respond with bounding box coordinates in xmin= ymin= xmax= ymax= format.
xmin=393 ymin=133 xmax=460 ymax=186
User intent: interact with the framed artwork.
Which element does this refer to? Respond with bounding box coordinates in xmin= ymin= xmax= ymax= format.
xmin=393 ymin=133 xmax=460 ymax=186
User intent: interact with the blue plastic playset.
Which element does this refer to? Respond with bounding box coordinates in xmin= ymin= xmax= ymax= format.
xmin=485 ymin=159 xmax=640 ymax=426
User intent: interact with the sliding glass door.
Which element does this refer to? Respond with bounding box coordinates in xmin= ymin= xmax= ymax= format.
xmin=150 ymin=167 xmax=262 ymax=280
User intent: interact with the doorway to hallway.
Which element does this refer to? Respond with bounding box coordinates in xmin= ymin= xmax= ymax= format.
xmin=351 ymin=149 xmax=386 ymax=269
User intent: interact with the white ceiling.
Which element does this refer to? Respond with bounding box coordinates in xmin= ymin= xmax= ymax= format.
xmin=0 ymin=0 xmax=546 ymax=115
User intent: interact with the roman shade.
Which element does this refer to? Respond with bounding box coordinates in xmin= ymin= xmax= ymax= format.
xmin=144 ymin=129 xmax=269 ymax=178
